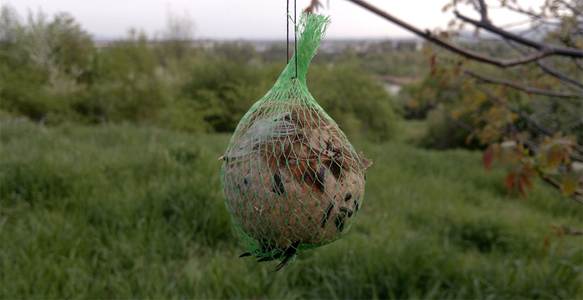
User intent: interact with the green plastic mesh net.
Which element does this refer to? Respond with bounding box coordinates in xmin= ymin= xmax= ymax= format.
xmin=221 ymin=13 xmax=371 ymax=270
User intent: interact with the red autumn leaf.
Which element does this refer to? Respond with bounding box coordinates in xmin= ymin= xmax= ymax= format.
xmin=505 ymin=172 xmax=516 ymax=192
xmin=483 ymin=145 xmax=495 ymax=170
xmin=518 ymin=173 xmax=531 ymax=197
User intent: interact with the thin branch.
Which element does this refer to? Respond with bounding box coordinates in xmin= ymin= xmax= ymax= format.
xmin=476 ymin=0 xmax=491 ymax=24
xmin=537 ymin=60 xmax=583 ymax=92
xmin=574 ymin=58 xmax=583 ymax=72
xmin=540 ymin=174 xmax=583 ymax=205
xmin=514 ymin=22 xmax=552 ymax=39
xmin=500 ymin=18 xmax=537 ymax=30
xmin=465 ymin=70 xmax=582 ymax=99
xmin=304 ymin=0 xmax=324 ymax=13
xmin=552 ymin=225 xmax=583 ymax=237
xmin=557 ymin=0 xmax=582 ymax=15
xmin=477 ymin=86 xmax=554 ymax=136
xmin=505 ymin=4 xmax=555 ymax=21
xmin=345 ymin=0 xmax=552 ymax=68
xmin=478 ymin=86 xmax=583 ymax=163
xmin=504 ymin=40 xmax=583 ymax=93
xmin=454 ymin=10 xmax=583 ymax=58
xmin=504 ymin=5 xmax=563 ymax=27
xmin=478 ymin=87 xmax=583 ymax=200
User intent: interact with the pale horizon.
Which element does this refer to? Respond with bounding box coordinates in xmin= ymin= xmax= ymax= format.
xmin=3 ymin=0 xmax=545 ymax=40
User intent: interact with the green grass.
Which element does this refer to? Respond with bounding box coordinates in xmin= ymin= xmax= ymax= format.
xmin=1 ymin=118 xmax=582 ymax=299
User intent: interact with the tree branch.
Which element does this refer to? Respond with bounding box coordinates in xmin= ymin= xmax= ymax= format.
xmin=552 ymin=224 xmax=583 ymax=237
xmin=557 ymin=0 xmax=582 ymax=16
xmin=476 ymin=0 xmax=491 ymax=24
xmin=477 ymin=86 xmax=554 ymax=136
xmin=454 ymin=10 xmax=583 ymax=58
xmin=465 ymin=70 xmax=582 ymax=99
xmin=477 ymin=88 xmax=583 ymax=202
xmin=304 ymin=0 xmax=324 ymax=13
xmin=504 ymin=4 xmax=556 ymax=21
xmin=536 ymin=60 xmax=583 ymax=92
xmin=573 ymin=58 xmax=583 ymax=72
xmin=340 ymin=0 xmax=583 ymax=205
xmin=344 ymin=0 xmax=552 ymax=68
xmin=478 ymin=86 xmax=583 ymax=163
xmin=540 ymin=174 xmax=583 ymax=205
xmin=504 ymin=40 xmax=583 ymax=93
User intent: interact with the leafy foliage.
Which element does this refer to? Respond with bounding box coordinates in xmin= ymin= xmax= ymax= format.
xmin=0 ymin=5 xmax=397 ymax=140
xmin=309 ymin=63 xmax=397 ymax=141
xmin=401 ymin=49 xmax=583 ymax=200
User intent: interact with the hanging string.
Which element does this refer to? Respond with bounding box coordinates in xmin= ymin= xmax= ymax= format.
xmin=286 ymin=0 xmax=290 ymax=61
xmin=294 ymin=0 xmax=298 ymax=79
xmin=285 ymin=0 xmax=298 ymax=79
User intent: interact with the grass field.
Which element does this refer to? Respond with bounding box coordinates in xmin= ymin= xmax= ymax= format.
xmin=1 ymin=118 xmax=582 ymax=299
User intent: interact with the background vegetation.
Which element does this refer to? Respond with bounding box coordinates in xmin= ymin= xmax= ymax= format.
xmin=0 ymin=3 xmax=582 ymax=299
xmin=0 ymin=5 xmax=397 ymax=140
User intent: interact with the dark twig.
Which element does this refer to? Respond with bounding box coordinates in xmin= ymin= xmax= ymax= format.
xmin=504 ymin=40 xmax=583 ymax=93
xmin=465 ymin=70 xmax=582 ymax=99
xmin=345 ymin=0 xmax=553 ymax=68
xmin=340 ymin=0 xmax=583 ymax=203
xmin=552 ymin=224 xmax=583 ymax=236
xmin=304 ymin=0 xmax=324 ymax=13
xmin=504 ymin=6 xmax=562 ymax=27
xmin=536 ymin=60 xmax=583 ymax=92
xmin=505 ymin=4 xmax=555 ymax=21
xmin=477 ymin=86 xmax=583 ymax=164
xmin=540 ymin=174 xmax=583 ymax=205
xmin=478 ymin=89 xmax=583 ymax=202
xmin=454 ymin=10 xmax=583 ymax=58
xmin=573 ymin=58 xmax=583 ymax=72
xmin=476 ymin=0 xmax=491 ymax=23
xmin=477 ymin=86 xmax=554 ymax=137
xmin=557 ymin=0 xmax=582 ymax=15
xmin=490 ymin=83 xmax=583 ymax=158
xmin=500 ymin=18 xmax=537 ymax=30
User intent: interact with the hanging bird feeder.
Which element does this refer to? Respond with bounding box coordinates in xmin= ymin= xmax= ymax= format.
xmin=221 ymin=12 xmax=371 ymax=270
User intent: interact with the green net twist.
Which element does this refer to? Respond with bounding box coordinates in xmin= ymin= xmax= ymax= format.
xmin=221 ymin=13 xmax=370 ymax=270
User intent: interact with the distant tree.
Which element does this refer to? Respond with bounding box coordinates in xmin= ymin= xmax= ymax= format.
xmin=0 ymin=5 xmax=94 ymax=82
xmin=160 ymin=10 xmax=195 ymax=61
xmin=0 ymin=5 xmax=95 ymax=122
xmin=0 ymin=5 xmax=20 ymax=43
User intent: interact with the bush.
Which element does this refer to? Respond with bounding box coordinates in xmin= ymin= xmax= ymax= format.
xmin=180 ymin=55 xmax=277 ymax=132
xmin=309 ymin=63 xmax=398 ymax=141
xmin=399 ymin=61 xmax=489 ymax=149
xmin=421 ymin=106 xmax=481 ymax=150
xmin=397 ymin=68 xmax=465 ymax=121
xmin=0 ymin=7 xmax=94 ymax=124
xmin=0 ymin=5 xmax=398 ymax=141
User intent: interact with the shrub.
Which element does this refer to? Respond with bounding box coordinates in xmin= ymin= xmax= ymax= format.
xmin=421 ymin=106 xmax=482 ymax=150
xmin=0 ymin=5 xmax=398 ymax=141
xmin=309 ymin=63 xmax=398 ymax=141
xmin=180 ymin=56 xmax=276 ymax=132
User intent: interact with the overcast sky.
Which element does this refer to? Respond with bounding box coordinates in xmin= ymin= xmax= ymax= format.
xmin=2 ymin=0 xmax=544 ymax=39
